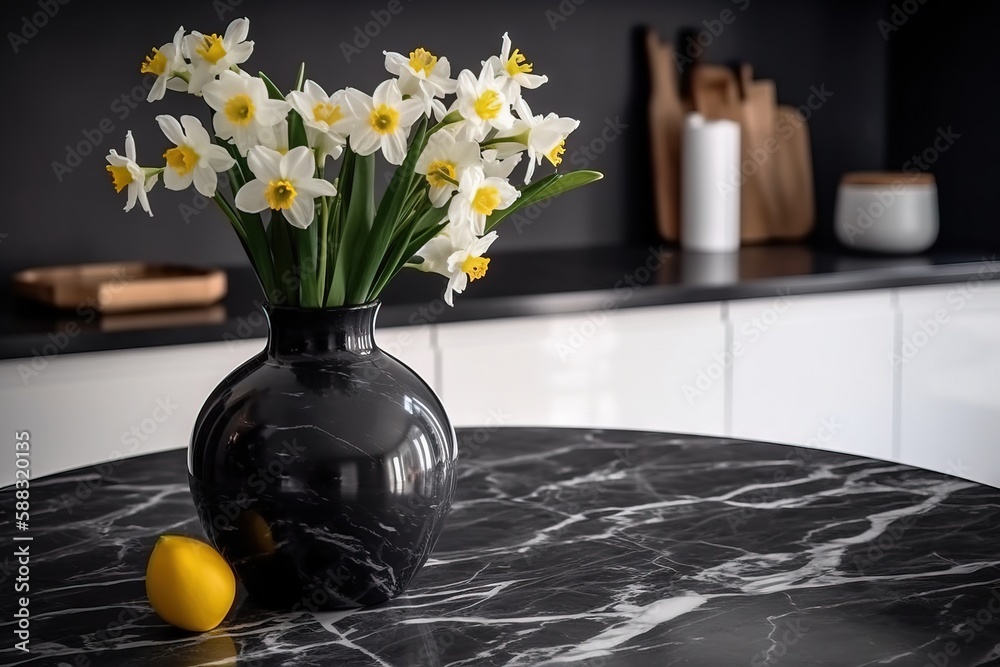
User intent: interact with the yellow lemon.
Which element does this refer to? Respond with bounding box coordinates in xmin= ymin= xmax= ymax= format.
xmin=145 ymin=535 xmax=236 ymax=632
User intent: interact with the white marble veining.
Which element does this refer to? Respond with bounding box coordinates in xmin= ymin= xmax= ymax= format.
xmin=1 ymin=428 xmax=999 ymax=666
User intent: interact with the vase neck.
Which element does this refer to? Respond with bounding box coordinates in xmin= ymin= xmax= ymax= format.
xmin=265 ymin=303 xmax=379 ymax=360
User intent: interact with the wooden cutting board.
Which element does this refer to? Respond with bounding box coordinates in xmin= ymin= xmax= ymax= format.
xmin=769 ymin=105 xmax=815 ymax=240
xmin=646 ymin=31 xmax=684 ymax=242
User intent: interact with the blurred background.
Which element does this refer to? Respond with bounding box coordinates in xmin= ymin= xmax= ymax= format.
xmin=0 ymin=0 xmax=994 ymax=271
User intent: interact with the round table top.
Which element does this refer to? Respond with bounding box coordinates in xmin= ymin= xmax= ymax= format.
xmin=2 ymin=427 xmax=999 ymax=666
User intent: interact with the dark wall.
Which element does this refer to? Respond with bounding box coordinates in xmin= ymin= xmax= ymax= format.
xmin=887 ymin=0 xmax=1000 ymax=251
xmin=1 ymin=0 xmax=889 ymax=272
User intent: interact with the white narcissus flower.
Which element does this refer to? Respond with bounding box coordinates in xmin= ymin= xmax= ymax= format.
xmin=500 ymin=98 xmax=580 ymax=183
xmin=454 ymin=64 xmax=514 ymax=142
xmin=415 ymin=131 xmax=481 ymax=208
xmin=140 ymin=26 xmax=189 ymax=102
xmin=344 ymin=80 xmax=424 ymax=165
xmin=287 ymin=81 xmax=357 ymax=162
xmin=447 ymin=166 xmax=519 ymax=236
xmin=156 ymin=115 xmax=235 ymax=197
xmin=486 ymin=32 xmax=548 ymax=102
xmin=185 ymin=17 xmax=255 ymax=94
xmin=105 ymin=131 xmax=157 ymax=217
xmin=235 ymin=146 xmax=337 ymax=229
xmin=383 ymin=48 xmax=458 ymax=119
xmin=203 ymin=71 xmax=290 ymax=156
xmin=415 ymin=229 xmax=499 ymax=306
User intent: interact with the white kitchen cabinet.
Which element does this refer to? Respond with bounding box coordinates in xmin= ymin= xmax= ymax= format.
xmin=728 ymin=290 xmax=896 ymax=459
xmin=897 ymin=282 xmax=1000 ymax=488
xmin=436 ymin=304 xmax=727 ymax=434
xmin=0 ymin=325 xmax=436 ymax=486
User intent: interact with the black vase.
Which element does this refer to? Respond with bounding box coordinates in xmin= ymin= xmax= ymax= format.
xmin=188 ymin=302 xmax=457 ymax=610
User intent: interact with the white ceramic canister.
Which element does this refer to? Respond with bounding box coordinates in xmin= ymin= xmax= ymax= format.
xmin=834 ymin=172 xmax=938 ymax=253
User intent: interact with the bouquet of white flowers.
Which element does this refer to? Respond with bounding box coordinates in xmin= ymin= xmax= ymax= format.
xmin=105 ymin=18 xmax=602 ymax=307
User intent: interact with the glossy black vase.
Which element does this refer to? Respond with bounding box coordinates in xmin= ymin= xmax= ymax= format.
xmin=188 ymin=302 xmax=457 ymax=610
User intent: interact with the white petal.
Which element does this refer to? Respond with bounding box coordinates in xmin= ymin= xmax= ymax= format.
xmin=350 ymin=128 xmax=381 ymax=156
xmin=500 ymin=32 xmax=512 ymax=61
xmin=125 ymin=131 xmax=136 ymax=161
xmin=193 ymin=165 xmax=218 ymax=197
xmin=224 ymin=17 xmax=250 ymax=45
xmin=286 ymin=195 xmax=314 ymax=229
xmin=297 ymin=177 xmax=338 ymax=198
xmin=163 ymin=166 xmax=190 ymax=191
xmin=397 ymin=99 xmax=425 ymax=129
xmin=381 ymin=132 xmax=407 ymax=166
xmin=342 ymin=87 xmax=373 ymax=119
xmin=280 ymin=146 xmax=315 ymax=181
xmin=257 ymin=99 xmax=291 ymax=126
xmin=226 ymin=41 xmax=254 ymax=66
xmin=384 ymin=51 xmax=408 ymax=76
xmin=235 ymin=179 xmax=269 ymax=213
xmin=303 ymin=79 xmax=328 ymax=101
xmin=247 ymin=146 xmax=282 ymax=181
xmin=373 ymin=79 xmax=401 ymax=106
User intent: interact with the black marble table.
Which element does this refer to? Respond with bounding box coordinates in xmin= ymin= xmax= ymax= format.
xmin=2 ymin=428 xmax=999 ymax=666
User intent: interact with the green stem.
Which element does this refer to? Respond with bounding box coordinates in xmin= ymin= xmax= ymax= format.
xmin=428 ymin=110 xmax=463 ymax=136
xmin=317 ymin=194 xmax=331 ymax=305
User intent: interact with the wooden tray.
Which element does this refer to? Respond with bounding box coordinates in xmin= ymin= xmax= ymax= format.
xmin=13 ymin=263 xmax=227 ymax=314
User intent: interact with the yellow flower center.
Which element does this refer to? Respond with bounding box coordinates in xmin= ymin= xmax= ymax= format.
xmin=106 ymin=165 xmax=133 ymax=193
xmin=471 ymin=185 xmax=502 ymax=215
xmin=461 ymin=256 xmax=490 ymax=281
xmin=224 ymin=94 xmax=255 ymax=126
xmin=505 ymin=48 xmax=534 ymax=77
xmin=546 ymin=140 xmax=566 ymax=167
xmin=369 ymin=104 xmax=400 ymax=135
xmin=408 ymin=48 xmax=437 ymax=76
xmin=264 ymin=180 xmax=297 ymax=210
xmin=312 ymin=102 xmax=343 ymax=127
xmin=163 ymin=145 xmax=200 ymax=175
xmin=140 ymin=48 xmax=167 ymax=76
xmin=473 ymin=90 xmax=503 ymax=121
xmin=426 ymin=160 xmax=456 ymax=188
xmin=197 ymin=34 xmax=227 ymax=64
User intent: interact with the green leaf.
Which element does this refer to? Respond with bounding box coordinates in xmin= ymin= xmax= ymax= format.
xmin=368 ymin=208 xmax=448 ymax=300
xmin=293 ymin=62 xmax=306 ymax=91
xmin=332 ymin=150 xmax=375 ymax=305
xmin=259 ymin=71 xmax=285 ymax=100
xmin=349 ymin=118 xmax=428 ymax=304
xmin=485 ymin=170 xmax=604 ymax=232
xmin=294 ymin=219 xmax=319 ymax=307
xmin=268 ymin=213 xmax=298 ymax=307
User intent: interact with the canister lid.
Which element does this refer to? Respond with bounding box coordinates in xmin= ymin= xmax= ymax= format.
xmin=840 ymin=171 xmax=936 ymax=186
